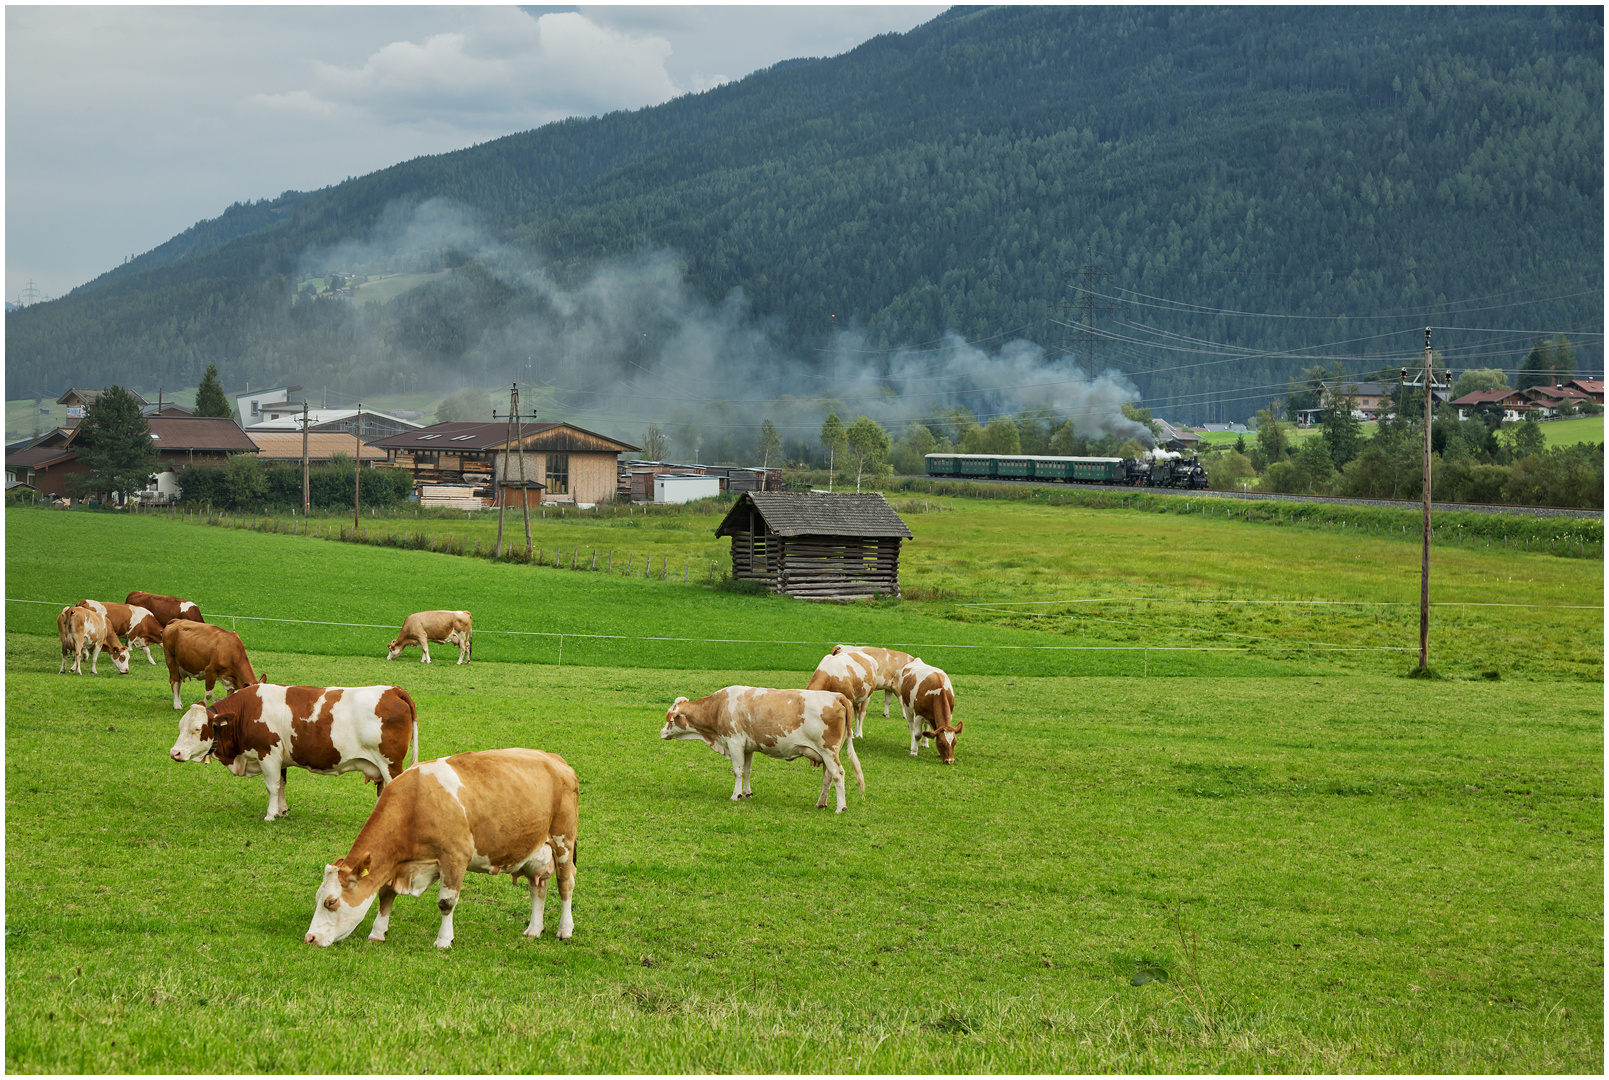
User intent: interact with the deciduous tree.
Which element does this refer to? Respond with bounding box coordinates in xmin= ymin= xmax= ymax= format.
xmin=844 ymin=415 xmax=891 ymax=492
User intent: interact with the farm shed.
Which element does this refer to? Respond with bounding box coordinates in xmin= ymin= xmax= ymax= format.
xmin=714 ymin=492 xmax=913 ymax=600
xmin=370 ymin=422 xmax=638 ymax=507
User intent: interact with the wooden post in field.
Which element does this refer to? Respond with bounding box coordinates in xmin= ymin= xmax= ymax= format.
xmin=1419 ymin=327 xmax=1433 ymax=670
xmin=516 ymin=384 xmax=532 ymax=560
xmin=495 ymin=385 xmax=515 ymax=557
xmin=353 ymin=403 xmax=362 ymax=529
xmin=300 ymin=402 xmax=310 ymax=516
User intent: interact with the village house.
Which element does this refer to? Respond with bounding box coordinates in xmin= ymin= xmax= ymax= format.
xmin=368 ymin=421 xmax=639 ymax=507
xmin=1449 ymin=387 xmax=1537 ymax=423
xmin=6 ymin=414 xmax=260 ymax=500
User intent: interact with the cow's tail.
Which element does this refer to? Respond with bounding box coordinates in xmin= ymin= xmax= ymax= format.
xmin=840 ymin=695 xmax=865 ymax=796
xmin=398 ymin=686 xmax=421 ymax=767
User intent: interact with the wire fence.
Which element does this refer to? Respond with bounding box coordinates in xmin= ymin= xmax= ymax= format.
xmin=6 ymin=597 xmax=1422 ymax=678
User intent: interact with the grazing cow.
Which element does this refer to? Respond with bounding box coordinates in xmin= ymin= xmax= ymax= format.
xmin=162 ymin=620 xmax=259 ymax=710
xmin=660 ymin=687 xmax=864 ymax=812
xmin=169 ymin=683 xmax=419 ymax=821
xmin=898 ymin=658 xmax=961 ymax=764
xmin=807 ymin=644 xmax=916 ymax=737
xmin=304 ymin=748 xmax=579 ymax=948
xmin=125 ymin=591 xmax=204 ymax=627
xmin=386 ymin=610 xmax=473 ymax=665
xmin=56 ymin=605 xmax=130 ymax=676
xmin=76 ymin=600 xmax=165 ymax=665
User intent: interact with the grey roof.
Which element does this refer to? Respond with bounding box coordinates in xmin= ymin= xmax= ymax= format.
xmin=715 ymin=492 xmax=912 ymax=539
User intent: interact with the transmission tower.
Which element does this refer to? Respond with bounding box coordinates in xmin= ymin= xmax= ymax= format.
xmin=1056 ymin=256 xmax=1121 ymax=377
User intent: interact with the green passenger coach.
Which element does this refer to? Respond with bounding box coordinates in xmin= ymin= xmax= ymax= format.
xmin=924 ymin=454 xmax=1130 ymax=484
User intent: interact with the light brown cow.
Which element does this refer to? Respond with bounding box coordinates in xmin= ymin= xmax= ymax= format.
xmin=304 ymin=748 xmax=579 ymax=948
xmin=386 ymin=610 xmax=472 ymax=665
xmin=57 ymin=605 xmax=130 ymax=676
xmin=77 ymin=600 xmax=166 ymax=665
xmin=807 ymin=644 xmax=916 ymax=737
xmin=660 ymin=687 xmax=864 ymax=812
xmin=897 ymin=658 xmax=961 ymax=763
xmin=125 ymin=591 xmax=205 ymax=627
xmin=162 ymin=620 xmax=260 ymax=710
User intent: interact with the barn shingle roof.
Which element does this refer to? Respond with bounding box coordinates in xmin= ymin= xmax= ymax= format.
xmin=715 ymin=492 xmax=913 ymax=539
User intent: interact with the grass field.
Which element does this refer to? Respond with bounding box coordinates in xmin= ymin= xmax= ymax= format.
xmin=4 ymin=503 xmax=1603 ymax=1072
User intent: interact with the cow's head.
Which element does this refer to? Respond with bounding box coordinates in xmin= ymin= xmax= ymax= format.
xmin=384 ymin=637 xmax=407 ymax=661
xmin=106 ymin=642 xmax=131 ymax=675
xmin=305 ymin=856 xmax=380 ymax=946
xmin=659 ymin=696 xmax=697 ymax=740
xmin=169 ymin=703 xmax=218 ymax=763
xmin=920 ymin=718 xmax=963 ymax=765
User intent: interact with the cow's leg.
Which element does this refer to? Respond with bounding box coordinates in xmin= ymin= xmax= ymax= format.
xmin=367 ymin=887 xmax=397 ymax=942
xmin=527 ymin=874 xmax=548 ymax=938
xmin=261 ymin=761 xmax=286 ymax=820
xmin=883 ymin=688 xmax=892 ymax=718
xmin=741 ymin=747 xmax=755 ymax=798
xmin=434 ymin=880 xmax=462 ymax=948
xmin=728 ymin=749 xmax=746 ymax=802
xmin=171 ymin=679 xmax=185 ymax=710
xmin=420 ymin=638 xmax=432 ymax=664
xmin=455 ymin=632 xmax=469 ymax=665
xmin=906 ymin=702 xmax=922 ymax=757
xmin=89 ymin=642 xmax=102 ymax=675
xmin=853 ymin=697 xmax=867 ymax=739
xmin=144 ymin=643 xmax=156 ymax=665
xmin=815 ymin=749 xmax=847 ymax=812
xmin=203 ymin=674 xmax=217 ymax=706
xmin=551 ymin=835 xmax=575 ymax=940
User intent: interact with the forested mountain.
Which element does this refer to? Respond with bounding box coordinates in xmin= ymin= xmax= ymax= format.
xmin=7 ymin=5 xmax=1602 ymax=429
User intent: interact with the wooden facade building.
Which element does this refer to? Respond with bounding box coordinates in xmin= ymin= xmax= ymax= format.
xmin=715 ymin=492 xmax=913 ymax=600
xmin=369 ymin=422 xmax=638 ymax=506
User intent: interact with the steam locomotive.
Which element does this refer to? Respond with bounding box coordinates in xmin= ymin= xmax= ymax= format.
xmin=923 ymin=451 xmax=1209 ymax=489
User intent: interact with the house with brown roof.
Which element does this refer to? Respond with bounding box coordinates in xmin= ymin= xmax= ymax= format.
xmin=1521 ymin=384 xmax=1593 ymax=416
xmin=56 ymin=388 xmax=150 ymax=428
xmin=6 ymin=415 xmax=259 ymax=499
xmin=714 ymin=491 xmax=914 ymax=600
xmin=248 ymin=431 xmax=389 ymax=465
xmin=368 ymin=422 xmax=639 ymax=507
xmin=1450 ymin=387 xmax=1537 ymax=423
xmin=1564 ymin=378 xmax=1604 ymax=403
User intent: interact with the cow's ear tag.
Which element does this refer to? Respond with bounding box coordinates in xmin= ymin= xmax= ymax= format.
xmin=360 ymin=867 xmax=369 ymax=877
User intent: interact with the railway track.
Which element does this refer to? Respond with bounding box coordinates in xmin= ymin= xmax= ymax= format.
xmin=900 ymin=475 xmax=1603 ymax=520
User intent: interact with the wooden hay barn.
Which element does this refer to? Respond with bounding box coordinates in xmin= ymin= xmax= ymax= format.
xmin=714 ymin=492 xmax=913 ymax=600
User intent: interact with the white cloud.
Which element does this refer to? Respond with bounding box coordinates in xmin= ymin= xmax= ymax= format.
xmin=292 ymin=10 xmax=678 ymax=127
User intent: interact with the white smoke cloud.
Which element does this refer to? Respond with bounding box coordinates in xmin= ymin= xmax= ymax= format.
xmin=298 ymin=198 xmax=1155 ymax=455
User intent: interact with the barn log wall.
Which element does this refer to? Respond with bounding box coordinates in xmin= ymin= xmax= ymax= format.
xmin=728 ymin=532 xmax=901 ymax=599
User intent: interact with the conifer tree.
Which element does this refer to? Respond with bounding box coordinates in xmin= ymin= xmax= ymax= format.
xmin=193 ymin=363 xmax=233 ymax=417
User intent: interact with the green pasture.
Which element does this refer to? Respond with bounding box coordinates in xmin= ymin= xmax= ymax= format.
xmin=1539 ymin=415 xmax=1605 ymax=448
xmin=4 ymin=503 xmax=1603 ymax=1072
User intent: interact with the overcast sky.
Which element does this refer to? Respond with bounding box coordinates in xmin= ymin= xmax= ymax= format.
xmin=5 ymin=4 xmax=947 ymax=303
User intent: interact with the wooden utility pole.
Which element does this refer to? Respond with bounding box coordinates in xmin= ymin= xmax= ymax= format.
xmin=300 ymin=402 xmax=310 ymax=516
xmin=353 ymin=402 xmax=362 ymax=529
xmin=515 ymin=384 xmax=532 ymax=559
xmin=495 ymin=387 xmax=515 ymax=557
xmin=1419 ymin=327 xmax=1433 ymax=669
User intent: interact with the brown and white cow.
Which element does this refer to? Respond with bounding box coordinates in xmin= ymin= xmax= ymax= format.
xmin=898 ymin=658 xmax=961 ymax=764
xmin=125 ymin=591 xmax=204 ymax=627
xmin=77 ymin=600 xmax=165 ymax=665
xmin=807 ymin=644 xmax=916 ymax=737
xmin=169 ymin=683 xmax=419 ymax=821
xmin=660 ymin=687 xmax=864 ymax=812
xmin=56 ymin=605 xmax=130 ymax=676
xmin=162 ymin=620 xmax=259 ymax=709
xmin=304 ymin=748 xmax=578 ymax=949
xmin=386 ymin=610 xmax=472 ymax=665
